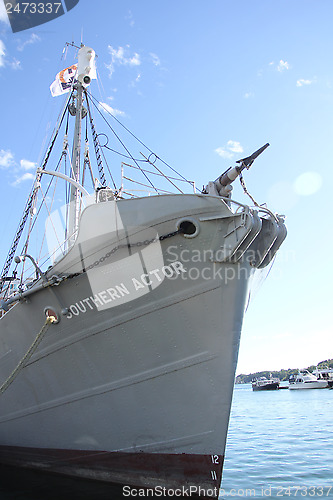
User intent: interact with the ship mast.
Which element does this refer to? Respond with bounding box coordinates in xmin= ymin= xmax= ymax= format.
xmin=68 ymin=44 xmax=96 ymax=246
xmin=68 ymin=81 xmax=83 ymax=244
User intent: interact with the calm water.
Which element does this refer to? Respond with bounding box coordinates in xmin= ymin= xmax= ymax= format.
xmin=0 ymin=384 xmax=332 ymax=499
xmin=222 ymin=384 xmax=333 ymax=499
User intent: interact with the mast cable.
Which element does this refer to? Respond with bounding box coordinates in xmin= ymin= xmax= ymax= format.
xmin=140 ymin=152 xmax=183 ymax=194
xmin=87 ymin=91 xmax=200 ymax=192
xmin=103 ymin=146 xmax=146 ymax=162
xmin=17 ymin=123 xmax=71 ymax=283
xmin=82 ymin=113 xmax=95 ymax=189
xmin=122 ymin=162 xmax=194 ymax=184
xmin=85 ymin=91 xmax=109 ymax=188
xmin=37 ymin=183 xmax=64 ymax=261
xmin=88 ymin=96 xmax=159 ymax=194
xmin=0 ymin=92 xmax=72 ymax=289
xmin=123 ymin=176 xmax=173 ymax=194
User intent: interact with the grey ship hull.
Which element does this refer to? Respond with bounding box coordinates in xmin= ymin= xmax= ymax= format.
xmin=0 ymin=194 xmax=284 ymax=495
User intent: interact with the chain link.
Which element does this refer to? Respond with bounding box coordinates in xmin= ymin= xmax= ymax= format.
xmin=70 ymin=227 xmax=184 ymax=274
xmin=239 ymin=173 xmax=260 ymax=207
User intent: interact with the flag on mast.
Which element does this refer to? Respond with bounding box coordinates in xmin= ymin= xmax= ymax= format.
xmin=50 ymin=64 xmax=78 ymax=97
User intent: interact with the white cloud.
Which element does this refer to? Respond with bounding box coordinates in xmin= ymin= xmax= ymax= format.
xmin=129 ymin=73 xmax=142 ymax=88
xmin=215 ymin=148 xmax=234 ymax=159
xmin=129 ymin=53 xmax=140 ymax=66
xmin=215 ymin=140 xmax=244 ymax=159
xmin=106 ymin=45 xmax=141 ymax=77
xmin=1 ymin=151 xmax=37 ymax=186
xmin=20 ymin=159 xmax=36 ymax=170
xmin=0 ymin=149 xmax=14 ymax=168
xmin=98 ymin=102 xmax=125 ymax=118
xmin=17 ymin=33 xmax=41 ymax=52
xmin=9 ymin=58 xmax=21 ymax=70
xmin=277 ymin=60 xmax=290 ymax=72
xmin=150 ymin=53 xmax=161 ymax=66
xmin=296 ymin=78 xmax=313 ymax=87
xmin=244 ymin=92 xmax=254 ymax=99
xmin=0 ymin=41 xmax=22 ymax=70
xmin=0 ymin=40 xmax=5 ymax=68
xmin=125 ymin=10 xmax=135 ymax=27
xmin=12 ymin=172 xmax=35 ymax=186
xmin=227 ymin=140 xmax=243 ymax=153
xmin=269 ymin=60 xmax=291 ymax=73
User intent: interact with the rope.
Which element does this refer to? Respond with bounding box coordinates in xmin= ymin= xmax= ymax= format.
xmin=0 ymin=316 xmax=56 ymax=395
xmin=239 ymin=173 xmax=261 ymax=207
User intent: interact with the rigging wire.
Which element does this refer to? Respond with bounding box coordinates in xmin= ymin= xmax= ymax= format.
xmin=87 ymin=90 xmax=201 ymax=193
xmin=21 ymin=142 xmax=70 ymax=269
xmin=103 ymin=145 xmax=147 ymax=162
xmin=123 ymin=176 xmax=173 ymax=195
xmin=88 ymin=94 xmax=159 ymax=194
xmin=37 ymin=183 xmax=64 ymax=262
xmin=32 ymin=45 xmax=74 ymax=169
xmin=0 ymin=92 xmax=73 ymax=289
xmin=85 ymin=91 xmax=116 ymax=189
xmin=23 ymin=111 xmax=71 ymax=236
xmin=1 ymin=73 xmax=203 ymax=290
xmin=140 ymin=152 xmax=183 ymax=194
xmin=83 ymin=114 xmax=97 ymax=190
xmin=40 ymin=90 xmax=74 ymax=173
xmin=121 ymin=162 xmax=195 ymax=185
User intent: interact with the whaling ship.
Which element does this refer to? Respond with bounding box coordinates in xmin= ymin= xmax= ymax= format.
xmin=0 ymin=44 xmax=286 ymax=497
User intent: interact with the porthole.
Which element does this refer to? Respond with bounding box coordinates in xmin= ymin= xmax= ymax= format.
xmin=176 ymin=218 xmax=200 ymax=238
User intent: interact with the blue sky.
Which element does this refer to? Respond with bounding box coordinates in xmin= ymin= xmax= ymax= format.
xmin=0 ymin=0 xmax=332 ymax=374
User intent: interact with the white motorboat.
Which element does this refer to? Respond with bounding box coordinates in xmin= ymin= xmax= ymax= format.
xmin=289 ymin=370 xmax=329 ymax=390
xmin=313 ymin=366 xmax=333 ymax=388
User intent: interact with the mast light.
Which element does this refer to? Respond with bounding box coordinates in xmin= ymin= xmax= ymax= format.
xmin=77 ymin=46 xmax=96 ymax=87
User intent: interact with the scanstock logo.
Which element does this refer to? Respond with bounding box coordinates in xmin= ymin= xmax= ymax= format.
xmin=2 ymin=0 xmax=80 ymax=33
xmin=45 ymin=197 xmax=186 ymax=320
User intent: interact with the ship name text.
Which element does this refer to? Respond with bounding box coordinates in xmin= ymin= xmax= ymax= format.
xmin=66 ymin=261 xmax=186 ymax=319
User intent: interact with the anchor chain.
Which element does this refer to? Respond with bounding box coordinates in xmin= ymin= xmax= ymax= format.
xmin=239 ymin=173 xmax=261 ymax=207
xmin=0 ymin=228 xmax=185 ymax=312
xmin=80 ymin=227 xmax=184 ymax=273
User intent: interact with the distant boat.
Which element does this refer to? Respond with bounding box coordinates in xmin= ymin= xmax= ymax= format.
xmin=312 ymin=366 xmax=333 ymax=388
xmin=289 ymin=370 xmax=329 ymax=390
xmin=252 ymin=376 xmax=280 ymax=391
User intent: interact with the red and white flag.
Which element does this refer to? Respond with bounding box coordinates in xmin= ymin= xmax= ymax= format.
xmin=50 ymin=64 xmax=77 ymax=97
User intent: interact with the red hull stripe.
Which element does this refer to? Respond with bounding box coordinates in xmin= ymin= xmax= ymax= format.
xmin=0 ymin=445 xmax=223 ymax=497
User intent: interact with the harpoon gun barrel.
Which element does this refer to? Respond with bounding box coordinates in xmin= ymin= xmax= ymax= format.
xmin=217 ymin=143 xmax=270 ymax=187
xmin=236 ymin=142 xmax=270 ymax=169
